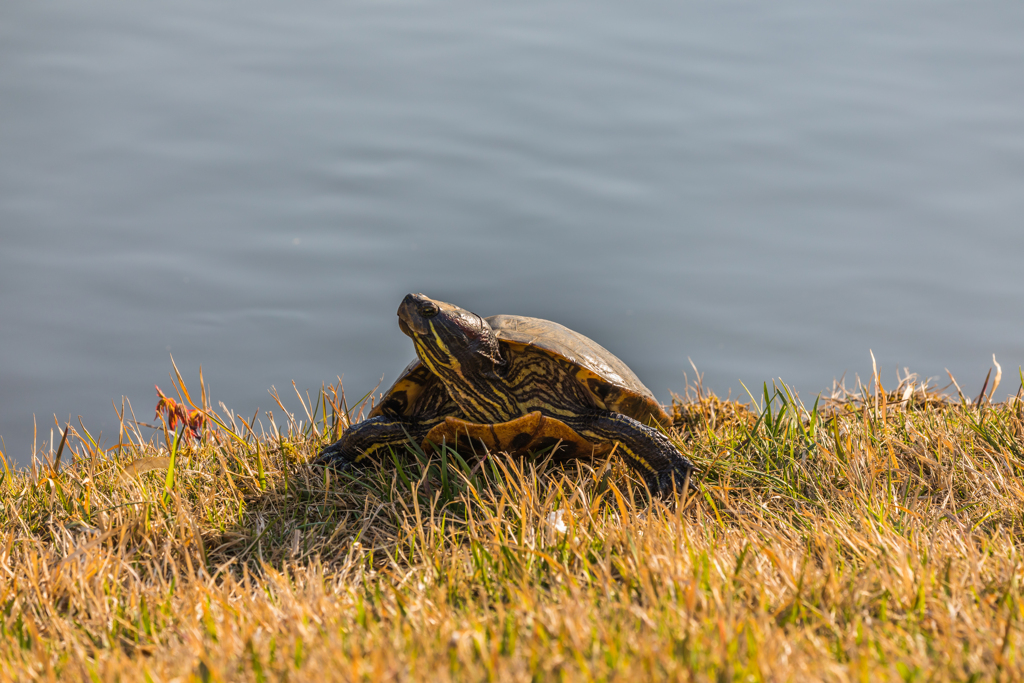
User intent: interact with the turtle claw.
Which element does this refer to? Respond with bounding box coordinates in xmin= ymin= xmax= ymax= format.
xmin=311 ymin=441 xmax=355 ymax=472
xmin=650 ymin=462 xmax=699 ymax=498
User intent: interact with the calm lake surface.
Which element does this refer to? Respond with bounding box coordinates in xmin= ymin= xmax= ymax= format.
xmin=3 ymin=1 xmax=1024 ymax=466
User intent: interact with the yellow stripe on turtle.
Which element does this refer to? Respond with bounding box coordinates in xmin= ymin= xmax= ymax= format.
xmin=422 ymin=411 xmax=597 ymax=460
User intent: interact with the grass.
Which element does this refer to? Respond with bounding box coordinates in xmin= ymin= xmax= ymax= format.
xmin=2 ymin=364 xmax=1024 ymax=682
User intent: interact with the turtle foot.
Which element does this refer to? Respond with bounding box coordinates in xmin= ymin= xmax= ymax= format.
xmin=650 ymin=462 xmax=698 ymax=497
xmin=311 ymin=441 xmax=355 ymax=472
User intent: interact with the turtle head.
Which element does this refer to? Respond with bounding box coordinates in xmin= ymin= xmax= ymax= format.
xmin=398 ymin=293 xmax=506 ymax=379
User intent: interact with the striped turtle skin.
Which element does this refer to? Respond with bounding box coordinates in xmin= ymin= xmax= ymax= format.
xmin=314 ymin=294 xmax=696 ymax=496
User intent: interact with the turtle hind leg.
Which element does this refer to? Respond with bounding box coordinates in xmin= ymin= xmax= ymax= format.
xmin=561 ymin=410 xmax=697 ymax=496
xmin=313 ymin=415 xmax=440 ymax=471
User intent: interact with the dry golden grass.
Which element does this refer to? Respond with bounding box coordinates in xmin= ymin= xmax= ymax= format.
xmin=2 ymin=366 xmax=1024 ymax=682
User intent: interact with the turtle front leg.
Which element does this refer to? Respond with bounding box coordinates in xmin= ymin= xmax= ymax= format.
xmin=562 ymin=411 xmax=697 ymax=496
xmin=313 ymin=415 xmax=441 ymax=471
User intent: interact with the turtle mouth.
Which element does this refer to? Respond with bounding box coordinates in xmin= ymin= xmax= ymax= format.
xmin=397 ymin=293 xmax=435 ymax=336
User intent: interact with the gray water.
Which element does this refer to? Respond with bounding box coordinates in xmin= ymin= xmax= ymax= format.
xmin=3 ymin=1 xmax=1024 ymax=466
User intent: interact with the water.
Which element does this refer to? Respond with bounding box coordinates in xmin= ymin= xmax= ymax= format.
xmin=3 ymin=1 xmax=1024 ymax=466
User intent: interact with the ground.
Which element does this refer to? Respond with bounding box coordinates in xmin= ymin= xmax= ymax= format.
xmin=2 ymin=369 xmax=1023 ymax=682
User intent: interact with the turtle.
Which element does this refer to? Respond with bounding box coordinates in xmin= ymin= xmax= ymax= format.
xmin=314 ymin=293 xmax=697 ymax=495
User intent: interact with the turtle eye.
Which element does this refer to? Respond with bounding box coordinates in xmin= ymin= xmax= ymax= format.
xmin=420 ymin=303 xmax=439 ymax=318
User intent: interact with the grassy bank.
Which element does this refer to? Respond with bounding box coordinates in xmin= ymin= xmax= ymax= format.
xmin=2 ymin=368 xmax=1024 ymax=682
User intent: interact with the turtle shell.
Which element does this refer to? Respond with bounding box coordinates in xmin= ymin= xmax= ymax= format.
xmin=371 ymin=314 xmax=671 ymax=431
